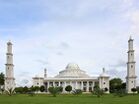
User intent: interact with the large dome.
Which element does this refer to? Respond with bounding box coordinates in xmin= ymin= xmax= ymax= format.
xmin=55 ymin=63 xmax=90 ymax=78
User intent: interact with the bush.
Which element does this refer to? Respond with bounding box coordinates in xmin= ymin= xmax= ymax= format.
xmin=65 ymin=85 xmax=72 ymax=93
xmin=15 ymin=87 xmax=24 ymax=94
xmin=136 ymin=87 xmax=139 ymax=94
xmin=48 ymin=86 xmax=63 ymax=97
xmin=23 ymin=86 xmax=29 ymax=94
xmin=72 ymin=89 xmax=82 ymax=95
xmin=5 ymin=88 xmax=15 ymax=96
xmin=131 ymin=88 xmax=137 ymax=95
xmin=40 ymin=86 xmax=45 ymax=92
xmin=113 ymin=89 xmax=127 ymax=97
xmin=92 ymin=86 xmax=104 ymax=97
xmin=58 ymin=86 xmax=63 ymax=93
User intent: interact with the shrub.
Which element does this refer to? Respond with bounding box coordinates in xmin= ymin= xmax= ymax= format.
xmin=136 ymin=87 xmax=139 ymax=94
xmin=58 ymin=86 xmax=63 ymax=93
xmin=65 ymin=85 xmax=72 ymax=93
xmin=113 ymin=89 xmax=127 ymax=97
xmin=15 ymin=87 xmax=24 ymax=94
xmin=40 ymin=86 xmax=45 ymax=92
xmin=48 ymin=86 xmax=63 ymax=97
xmin=131 ymin=88 xmax=137 ymax=95
xmin=72 ymin=89 xmax=82 ymax=95
xmin=23 ymin=86 xmax=29 ymax=94
xmin=5 ymin=88 xmax=15 ymax=96
xmin=92 ymin=86 xmax=104 ymax=97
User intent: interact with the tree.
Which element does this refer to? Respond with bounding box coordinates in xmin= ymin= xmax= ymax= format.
xmin=58 ymin=86 xmax=63 ymax=92
xmin=23 ymin=86 xmax=29 ymax=93
xmin=40 ymin=86 xmax=45 ymax=92
xmin=131 ymin=88 xmax=137 ymax=95
xmin=136 ymin=87 xmax=139 ymax=94
xmin=30 ymin=86 xmax=40 ymax=93
xmin=48 ymin=86 xmax=62 ymax=97
xmin=34 ymin=86 xmax=40 ymax=92
xmin=92 ymin=86 xmax=104 ymax=97
xmin=110 ymin=78 xmax=123 ymax=93
xmin=15 ymin=87 xmax=24 ymax=94
xmin=30 ymin=86 xmax=36 ymax=92
xmin=65 ymin=85 xmax=72 ymax=93
xmin=0 ymin=73 xmax=4 ymax=85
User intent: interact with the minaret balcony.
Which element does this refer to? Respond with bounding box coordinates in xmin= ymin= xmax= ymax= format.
xmin=6 ymin=53 xmax=13 ymax=56
xmin=127 ymin=50 xmax=134 ymax=53
xmin=127 ymin=61 xmax=136 ymax=64
xmin=5 ymin=64 xmax=14 ymax=66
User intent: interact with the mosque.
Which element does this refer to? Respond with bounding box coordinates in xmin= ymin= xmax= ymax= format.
xmin=4 ymin=37 xmax=137 ymax=93
xmin=33 ymin=64 xmax=109 ymax=93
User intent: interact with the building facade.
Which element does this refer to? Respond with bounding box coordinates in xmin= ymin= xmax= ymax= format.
xmin=33 ymin=63 xmax=110 ymax=93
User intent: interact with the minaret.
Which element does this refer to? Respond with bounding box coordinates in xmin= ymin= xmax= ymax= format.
xmin=44 ymin=68 xmax=47 ymax=78
xmin=126 ymin=36 xmax=137 ymax=93
xmin=4 ymin=41 xmax=15 ymax=91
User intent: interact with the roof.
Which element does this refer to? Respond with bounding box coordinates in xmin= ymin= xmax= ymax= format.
xmin=55 ymin=63 xmax=90 ymax=78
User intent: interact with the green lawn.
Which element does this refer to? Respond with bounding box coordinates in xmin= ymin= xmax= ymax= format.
xmin=0 ymin=94 xmax=139 ymax=104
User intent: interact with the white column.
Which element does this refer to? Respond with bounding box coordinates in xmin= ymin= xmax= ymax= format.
xmin=65 ymin=81 xmax=67 ymax=87
xmin=92 ymin=81 xmax=94 ymax=91
xmin=47 ymin=81 xmax=49 ymax=91
xmin=64 ymin=81 xmax=67 ymax=92
xmin=59 ymin=81 xmax=60 ymax=86
xmin=75 ymin=81 xmax=78 ymax=89
xmin=81 ymin=81 xmax=83 ymax=90
xmin=86 ymin=81 xmax=89 ymax=92
xmin=70 ymin=81 xmax=72 ymax=90
xmin=53 ymin=81 xmax=55 ymax=87
xmin=48 ymin=81 xmax=49 ymax=87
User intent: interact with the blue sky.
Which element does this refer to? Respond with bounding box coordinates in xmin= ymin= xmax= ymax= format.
xmin=0 ymin=0 xmax=139 ymax=86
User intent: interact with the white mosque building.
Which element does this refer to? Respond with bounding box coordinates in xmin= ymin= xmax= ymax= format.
xmin=32 ymin=37 xmax=137 ymax=93
xmin=4 ymin=36 xmax=137 ymax=93
xmin=33 ymin=64 xmax=109 ymax=93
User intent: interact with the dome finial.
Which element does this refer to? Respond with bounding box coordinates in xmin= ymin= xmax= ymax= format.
xmin=7 ymin=40 xmax=12 ymax=45
xmin=103 ymin=68 xmax=105 ymax=73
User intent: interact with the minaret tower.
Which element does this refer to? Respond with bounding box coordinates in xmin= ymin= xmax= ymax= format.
xmin=126 ymin=36 xmax=137 ymax=93
xmin=5 ymin=41 xmax=15 ymax=91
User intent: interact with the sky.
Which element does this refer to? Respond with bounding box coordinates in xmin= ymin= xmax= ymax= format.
xmin=0 ymin=0 xmax=139 ymax=86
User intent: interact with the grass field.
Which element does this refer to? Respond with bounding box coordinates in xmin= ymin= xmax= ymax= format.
xmin=0 ymin=94 xmax=139 ymax=104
